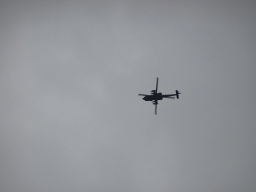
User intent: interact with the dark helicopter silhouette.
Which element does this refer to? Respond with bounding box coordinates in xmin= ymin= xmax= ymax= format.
xmin=138 ymin=77 xmax=180 ymax=115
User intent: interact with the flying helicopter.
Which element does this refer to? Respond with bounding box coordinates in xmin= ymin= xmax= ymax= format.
xmin=138 ymin=77 xmax=180 ymax=115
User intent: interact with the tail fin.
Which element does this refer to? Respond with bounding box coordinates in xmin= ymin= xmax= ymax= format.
xmin=176 ymin=90 xmax=180 ymax=99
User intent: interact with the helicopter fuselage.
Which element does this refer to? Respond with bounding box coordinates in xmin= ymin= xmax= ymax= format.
xmin=143 ymin=93 xmax=163 ymax=101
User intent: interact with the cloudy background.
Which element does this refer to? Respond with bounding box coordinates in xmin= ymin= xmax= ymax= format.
xmin=0 ymin=0 xmax=256 ymax=191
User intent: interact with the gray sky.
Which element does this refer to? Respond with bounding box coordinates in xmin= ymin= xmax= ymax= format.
xmin=1 ymin=0 xmax=256 ymax=191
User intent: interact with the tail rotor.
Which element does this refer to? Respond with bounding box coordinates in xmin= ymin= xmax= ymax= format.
xmin=176 ymin=90 xmax=181 ymax=99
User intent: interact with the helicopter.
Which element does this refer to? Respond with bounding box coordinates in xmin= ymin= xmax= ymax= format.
xmin=138 ymin=77 xmax=180 ymax=115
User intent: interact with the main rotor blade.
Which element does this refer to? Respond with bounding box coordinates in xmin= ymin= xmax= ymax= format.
xmin=155 ymin=77 xmax=158 ymax=93
xmin=138 ymin=94 xmax=149 ymax=96
xmin=155 ymin=104 xmax=157 ymax=115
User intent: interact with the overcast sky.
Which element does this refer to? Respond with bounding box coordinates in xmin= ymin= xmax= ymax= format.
xmin=0 ymin=0 xmax=256 ymax=192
